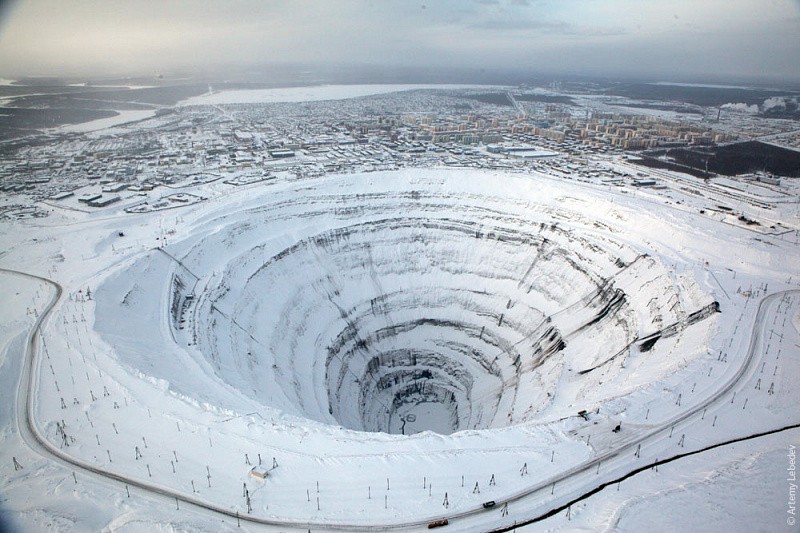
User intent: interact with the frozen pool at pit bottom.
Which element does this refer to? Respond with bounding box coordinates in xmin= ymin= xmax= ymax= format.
xmin=96 ymin=171 xmax=717 ymax=436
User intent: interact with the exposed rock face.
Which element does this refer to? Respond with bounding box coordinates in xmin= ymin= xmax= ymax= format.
xmin=97 ymin=171 xmax=714 ymax=435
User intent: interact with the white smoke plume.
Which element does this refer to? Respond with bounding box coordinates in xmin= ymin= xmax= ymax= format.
xmin=762 ymin=97 xmax=788 ymax=111
xmin=721 ymin=102 xmax=759 ymax=114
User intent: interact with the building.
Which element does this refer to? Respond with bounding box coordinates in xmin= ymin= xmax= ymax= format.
xmin=78 ymin=193 xmax=103 ymax=204
xmin=50 ymin=191 xmax=75 ymax=200
xmin=755 ymin=173 xmax=781 ymax=186
xmin=87 ymin=195 xmax=121 ymax=207
xmin=102 ymin=183 xmax=129 ymax=193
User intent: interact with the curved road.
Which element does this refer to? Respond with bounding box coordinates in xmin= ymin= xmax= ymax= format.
xmin=6 ymin=265 xmax=796 ymax=531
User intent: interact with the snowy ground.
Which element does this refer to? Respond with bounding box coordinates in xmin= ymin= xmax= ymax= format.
xmin=1 ymin=163 xmax=798 ymax=532
xmin=529 ymin=427 xmax=800 ymax=532
xmin=179 ymin=84 xmax=501 ymax=106
xmin=57 ymin=110 xmax=159 ymax=133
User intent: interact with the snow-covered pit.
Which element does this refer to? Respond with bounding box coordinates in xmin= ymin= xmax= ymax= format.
xmin=97 ymin=170 xmax=717 ymax=436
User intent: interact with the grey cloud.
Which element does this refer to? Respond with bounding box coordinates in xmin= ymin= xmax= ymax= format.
xmin=0 ymin=0 xmax=796 ymax=82
xmin=468 ymin=18 xmax=570 ymax=31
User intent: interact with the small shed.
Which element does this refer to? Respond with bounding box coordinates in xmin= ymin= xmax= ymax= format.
xmin=249 ymin=465 xmax=269 ymax=480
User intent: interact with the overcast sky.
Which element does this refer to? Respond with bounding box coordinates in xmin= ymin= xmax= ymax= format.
xmin=0 ymin=0 xmax=798 ymax=82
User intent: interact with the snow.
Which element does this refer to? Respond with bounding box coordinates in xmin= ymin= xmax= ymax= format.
xmin=179 ymin=84 xmax=499 ymax=106
xmin=66 ymin=84 xmax=157 ymax=89
xmin=650 ymin=81 xmax=758 ymax=90
xmin=0 ymin=164 xmax=798 ymax=531
xmin=530 ymin=428 xmax=799 ymax=532
xmin=91 ymin=170 xmax=717 ymax=436
xmin=57 ymin=110 xmax=158 ymax=133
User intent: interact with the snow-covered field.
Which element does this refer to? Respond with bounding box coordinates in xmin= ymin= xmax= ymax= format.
xmin=1 ymin=166 xmax=799 ymax=532
xmin=179 ymin=84 xmax=499 ymax=106
xmin=57 ymin=110 xmax=159 ymax=133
